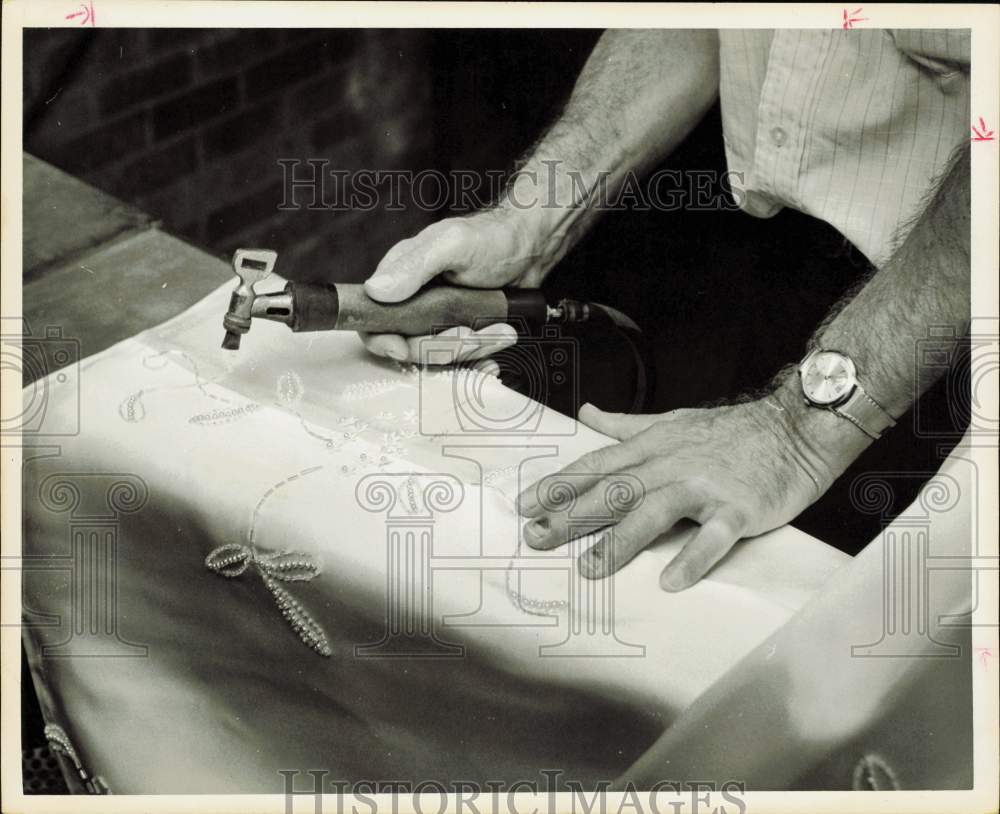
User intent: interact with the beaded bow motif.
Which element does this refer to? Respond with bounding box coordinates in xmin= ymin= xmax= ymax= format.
xmin=205 ymin=543 xmax=331 ymax=657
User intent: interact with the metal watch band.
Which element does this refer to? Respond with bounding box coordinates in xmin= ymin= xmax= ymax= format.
xmin=833 ymin=386 xmax=897 ymax=439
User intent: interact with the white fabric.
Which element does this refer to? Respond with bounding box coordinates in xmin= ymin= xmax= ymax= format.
xmin=22 ymin=281 xmax=849 ymax=793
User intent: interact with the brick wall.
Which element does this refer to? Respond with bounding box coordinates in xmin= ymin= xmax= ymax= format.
xmin=24 ymin=28 xmax=437 ymax=282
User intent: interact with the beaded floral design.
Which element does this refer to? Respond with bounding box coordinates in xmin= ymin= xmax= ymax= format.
xmin=276 ymin=370 xmax=305 ymax=405
xmin=336 ymin=429 xmax=408 ymax=478
xmin=118 ymin=389 xmax=147 ymax=423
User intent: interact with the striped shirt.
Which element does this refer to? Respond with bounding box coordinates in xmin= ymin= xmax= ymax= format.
xmin=718 ymin=29 xmax=970 ymax=268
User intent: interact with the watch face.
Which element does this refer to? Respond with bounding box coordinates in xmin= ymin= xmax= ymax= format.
xmin=801 ymin=351 xmax=856 ymax=405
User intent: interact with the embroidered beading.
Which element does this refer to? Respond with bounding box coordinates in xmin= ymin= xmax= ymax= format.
xmin=205 ymin=466 xmax=331 ymax=657
xmin=340 ymin=378 xmax=411 ymax=402
xmin=118 ymin=350 xmax=233 ymax=423
xmin=44 ymin=723 xmax=110 ymax=794
xmin=188 ymin=402 xmax=260 ymax=426
xmin=481 ymin=466 xmax=569 ymax=617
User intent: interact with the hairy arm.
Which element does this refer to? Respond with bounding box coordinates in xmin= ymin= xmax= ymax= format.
xmin=614 ymin=149 xmax=973 ymax=776
xmin=360 ymin=30 xmax=719 ymax=360
xmin=499 ymin=29 xmax=720 ymax=274
xmin=772 ymin=145 xmax=972 ymax=491
xmin=518 ymin=144 xmax=972 ymax=593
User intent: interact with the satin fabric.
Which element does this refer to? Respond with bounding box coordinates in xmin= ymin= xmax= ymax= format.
xmin=22 ymin=281 xmax=849 ymax=793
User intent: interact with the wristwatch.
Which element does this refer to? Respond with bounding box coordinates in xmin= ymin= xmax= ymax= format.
xmin=797 ymin=349 xmax=897 ymax=439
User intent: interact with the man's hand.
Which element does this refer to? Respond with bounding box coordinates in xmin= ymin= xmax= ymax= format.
xmin=517 ymin=140 xmax=969 ymax=593
xmin=360 ymin=29 xmax=720 ymax=366
xmin=359 ymin=210 xmax=547 ymax=365
xmin=516 ymin=397 xmax=862 ymax=592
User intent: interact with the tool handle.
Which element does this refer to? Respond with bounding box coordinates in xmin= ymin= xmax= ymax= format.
xmin=290 ymin=283 xmax=547 ymax=336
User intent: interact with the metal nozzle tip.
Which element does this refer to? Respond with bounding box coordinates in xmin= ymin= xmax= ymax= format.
xmin=221 ymin=331 xmax=242 ymax=350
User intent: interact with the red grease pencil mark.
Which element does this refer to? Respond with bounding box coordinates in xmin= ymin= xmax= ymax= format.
xmin=842 ymin=8 xmax=867 ymax=29
xmin=65 ymin=1 xmax=95 ymax=26
xmin=971 ymin=118 xmax=995 ymax=142
xmin=977 ymin=647 xmax=996 ymax=670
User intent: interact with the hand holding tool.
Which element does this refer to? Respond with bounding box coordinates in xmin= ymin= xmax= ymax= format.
xmin=220 ymin=248 xmax=640 ymax=350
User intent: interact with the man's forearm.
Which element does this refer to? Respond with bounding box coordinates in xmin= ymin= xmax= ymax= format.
xmin=499 ymin=30 xmax=720 ymax=271
xmin=773 ymin=146 xmax=971 ymax=487
xmin=814 ymin=146 xmax=971 ymax=413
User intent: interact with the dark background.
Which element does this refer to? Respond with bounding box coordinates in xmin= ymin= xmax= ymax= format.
xmin=23 ymin=29 xmax=597 ymax=282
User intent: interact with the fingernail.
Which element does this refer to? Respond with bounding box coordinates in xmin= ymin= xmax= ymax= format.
xmin=522 ymin=517 xmax=550 ymax=546
xmin=660 ymin=566 xmax=690 ymax=593
xmin=580 ymin=545 xmax=606 ymax=578
xmin=384 ymin=348 xmax=407 ymax=362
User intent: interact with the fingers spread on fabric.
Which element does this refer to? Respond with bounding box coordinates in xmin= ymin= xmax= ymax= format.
xmin=516 ymin=425 xmax=664 ymax=518
xmin=659 ymin=506 xmax=747 ymax=592
xmin=578 ymin=486 xmax=700 ymax=579
xmin=521 ymin=459 xmax=671 ymax=551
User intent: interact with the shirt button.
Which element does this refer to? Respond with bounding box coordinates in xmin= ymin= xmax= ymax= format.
xmin=936 ymin=71 xmax=963 ymax=95
xmin=770 ymin=126 xmax=787 ymax=147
